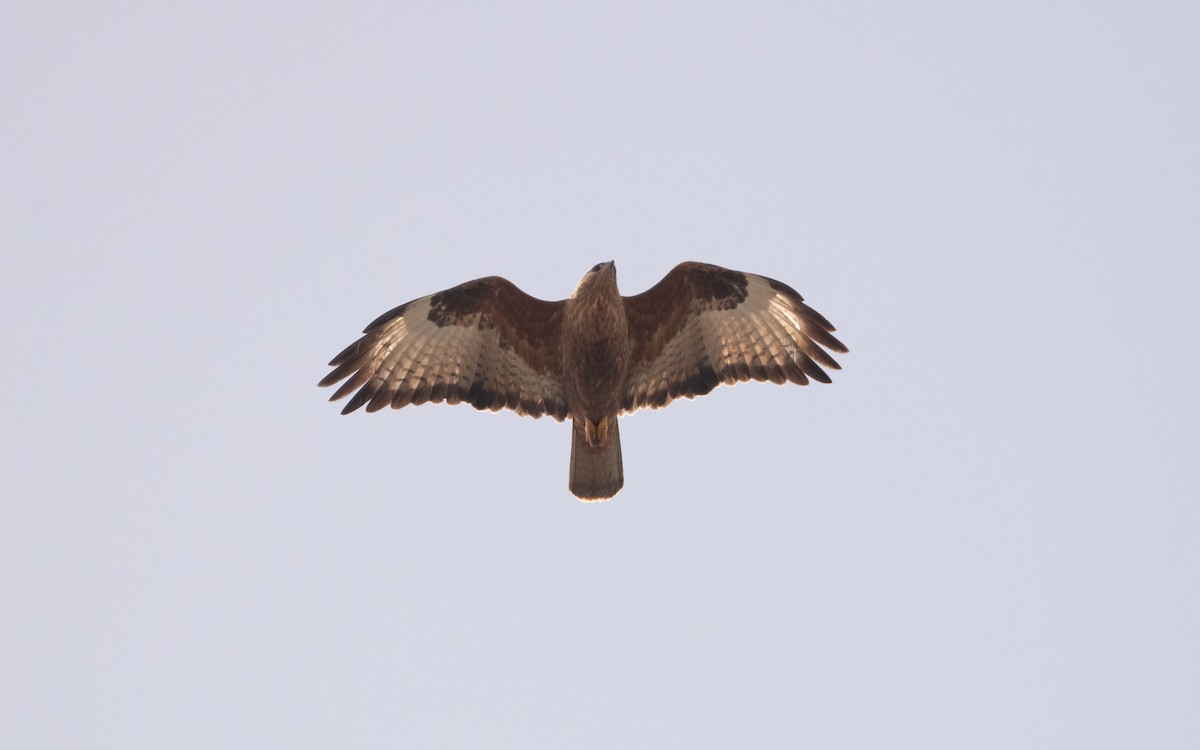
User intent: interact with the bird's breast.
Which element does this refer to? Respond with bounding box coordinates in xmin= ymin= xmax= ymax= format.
xmin=562 ymin=303 xmax=630 ymax=415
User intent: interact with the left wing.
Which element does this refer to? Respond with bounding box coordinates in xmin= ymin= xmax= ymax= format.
xmin=621 ymin=262 xmax=847 ymax=413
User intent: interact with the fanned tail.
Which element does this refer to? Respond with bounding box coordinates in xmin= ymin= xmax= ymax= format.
xmin=569 ymin=418 xmax=624 ymax=501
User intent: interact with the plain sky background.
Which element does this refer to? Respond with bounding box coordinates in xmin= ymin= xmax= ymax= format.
xmin=3 ymin=1 xmax=1198 ymax=747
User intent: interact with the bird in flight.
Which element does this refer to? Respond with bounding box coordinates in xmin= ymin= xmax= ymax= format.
xmin=319 ymin=261 xmax=847 ymax=501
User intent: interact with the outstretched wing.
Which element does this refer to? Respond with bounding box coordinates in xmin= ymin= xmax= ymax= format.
xmin=320 ymin=276 xmax=570 ymax=420
xmin=621 ymin=261 xmax=847 ymax=413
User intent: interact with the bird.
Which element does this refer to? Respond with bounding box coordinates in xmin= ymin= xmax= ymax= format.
xmin=319 ymin=261 xmax=847 ymax=501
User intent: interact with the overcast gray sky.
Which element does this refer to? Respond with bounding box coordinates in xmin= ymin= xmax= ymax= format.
xmin=3 ymin=1 xmax=1198 ymax=747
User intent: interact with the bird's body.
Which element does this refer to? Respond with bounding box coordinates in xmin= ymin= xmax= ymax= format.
xmin=320 ymin=261 xmax=846 ymax=501
xmin=561 ymin=264 xmax=631 ymax=498
xmin=562 ymin=264 xmax=631 ymax=420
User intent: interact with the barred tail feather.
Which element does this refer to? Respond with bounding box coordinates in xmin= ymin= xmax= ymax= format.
xmin=569 ymin=419 xmax=624 ymax=501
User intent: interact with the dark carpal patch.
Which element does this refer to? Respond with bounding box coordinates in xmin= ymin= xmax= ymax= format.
xmin=428 ymin=278 xmax=495 ymax=327
xmin=692 ymin=265 xmax=750 ymax=310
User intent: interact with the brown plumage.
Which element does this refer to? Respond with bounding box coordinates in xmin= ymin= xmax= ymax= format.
xmin=319 ymin=261 xmax=847 ymax=501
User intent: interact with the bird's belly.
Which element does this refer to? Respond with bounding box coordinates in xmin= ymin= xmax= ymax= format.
xmin=568 ymin=337 xmax=628 ymax=414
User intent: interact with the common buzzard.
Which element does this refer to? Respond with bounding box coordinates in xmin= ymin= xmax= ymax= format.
xmin=320 ymin=261 xmax=846 ymax=501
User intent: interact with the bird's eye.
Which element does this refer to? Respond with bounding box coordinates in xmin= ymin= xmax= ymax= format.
xmin=590 ymin=262 xmax=605 ymax=273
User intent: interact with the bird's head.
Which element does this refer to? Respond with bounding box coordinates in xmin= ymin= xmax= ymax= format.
xmin=573 ymin=260 xmax=617 ymax=297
